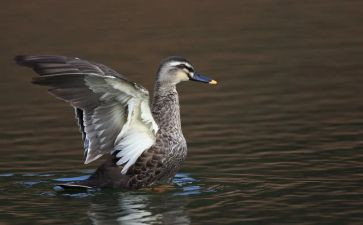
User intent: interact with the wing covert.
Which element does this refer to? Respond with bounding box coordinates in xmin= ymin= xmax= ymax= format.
xmin=16 ymin=55 xmax=159 ymax=174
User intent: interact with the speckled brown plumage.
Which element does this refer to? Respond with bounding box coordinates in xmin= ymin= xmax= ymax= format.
xmin=80 ymin=83 xmax=187 ymax=189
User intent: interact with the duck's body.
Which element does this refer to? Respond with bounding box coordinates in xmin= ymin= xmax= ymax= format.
xmin=83 ymin=84 xmax=187 ymax=189
xmin=15 ymin=55 xmax=216 ymax=189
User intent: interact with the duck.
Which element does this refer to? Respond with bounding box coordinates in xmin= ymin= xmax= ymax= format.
xmin=15 ymin=55 xmax=217 ymax=189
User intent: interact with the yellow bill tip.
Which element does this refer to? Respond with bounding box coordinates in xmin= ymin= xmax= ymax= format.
xmin=209 ymin=80 xmax=218 ymax=85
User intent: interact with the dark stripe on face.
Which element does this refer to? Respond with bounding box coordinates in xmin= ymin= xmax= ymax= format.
xmin=176 ymin=63 xmax=194 ymax=73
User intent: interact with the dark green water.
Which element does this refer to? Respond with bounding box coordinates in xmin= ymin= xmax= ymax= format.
xmin=1 ymin=1 xmax=363 ymax=224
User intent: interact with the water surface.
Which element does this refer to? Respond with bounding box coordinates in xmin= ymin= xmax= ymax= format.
xmin=1 ymin=0 xmax=363 ymax=224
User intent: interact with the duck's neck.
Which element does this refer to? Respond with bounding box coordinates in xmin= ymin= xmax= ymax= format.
xmin=152 ymin=82 xmax=182 ymax=134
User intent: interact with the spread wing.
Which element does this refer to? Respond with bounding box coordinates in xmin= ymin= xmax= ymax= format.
xmin=15 ymin=55 xmax=159 ymax=174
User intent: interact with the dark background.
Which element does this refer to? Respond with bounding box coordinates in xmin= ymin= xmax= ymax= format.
xmin=1 ymin=1 xmax=363 ymax=224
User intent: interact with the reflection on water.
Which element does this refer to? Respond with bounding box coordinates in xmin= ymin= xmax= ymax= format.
xmin=0 ymin=172 xmax=200 ymax=224
xmin=1 ymin=0 xmax=363 ymax=224
xmin=80 ymin=173 xmax=199 ymax=224
xmin=88 ymin=192 xmax=190 ymax=225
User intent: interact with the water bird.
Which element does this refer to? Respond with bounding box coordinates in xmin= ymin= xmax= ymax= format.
xmin=15 ymin=55 xmax=217 ymax=189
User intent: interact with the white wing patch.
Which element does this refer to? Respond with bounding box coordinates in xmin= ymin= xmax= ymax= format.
xmin=82 ymin=74 xmax=159 ymax=174
xmin=141 ymin=100 xmax=159 ymax=135
xmin=113 ymin=98 xmax=158 ymax=174
xmin=114 ymin=129 xmax=155 ymax=174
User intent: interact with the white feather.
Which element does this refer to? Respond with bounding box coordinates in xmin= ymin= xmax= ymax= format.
xmin=113 ymin=98 xmax=158 ymax=174
xmin=141 ymin=100 xmax=159 ymax=135
xmin=79 ymin=73 xmax=158 ymax=173
xmin=115 ymin=130 xmax=155 ymax=174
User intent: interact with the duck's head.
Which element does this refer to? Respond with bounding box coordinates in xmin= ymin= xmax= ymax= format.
xmin=156 ymin=56 xmax=217 ymax=86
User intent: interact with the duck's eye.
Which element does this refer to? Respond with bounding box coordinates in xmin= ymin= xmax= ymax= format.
xmin=176 ymin=64 xmax=194 ymax=72
xmin=174 ymin=63 xmax=194 ymax=79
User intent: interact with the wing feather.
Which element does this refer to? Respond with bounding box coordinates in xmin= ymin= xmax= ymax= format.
xmin=115 ymin=129 xmax=155 ymax=174
xmin=16 ymin=55 xmax=159 ymax=173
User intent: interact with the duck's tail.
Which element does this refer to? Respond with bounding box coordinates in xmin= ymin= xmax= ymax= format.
xmin=55 ymin=156 xmax=130 ymax=190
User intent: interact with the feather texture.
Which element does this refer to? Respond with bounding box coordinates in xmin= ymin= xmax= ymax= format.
xmin=16 ymin=55 xmax=159 ymax=173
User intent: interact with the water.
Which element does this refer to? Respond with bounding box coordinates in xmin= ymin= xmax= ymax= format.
xmin=1 ymin=0 xmax=363 ymax=224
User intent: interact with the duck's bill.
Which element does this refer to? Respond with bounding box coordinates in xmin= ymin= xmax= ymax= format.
xmin=190 ymin=73 xmax=218 ymax=85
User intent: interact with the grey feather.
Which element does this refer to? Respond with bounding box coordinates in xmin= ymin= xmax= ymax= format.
xmin=16 ymin=55 xmax=156 ymax=167
xmin=15 ymin=55 xmax=125 ymax=79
